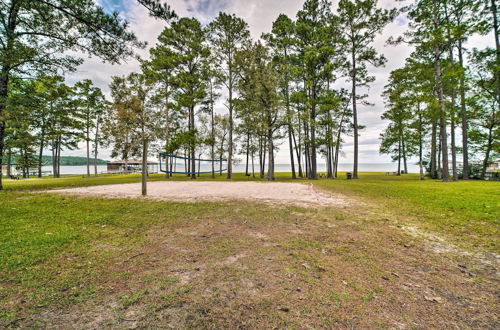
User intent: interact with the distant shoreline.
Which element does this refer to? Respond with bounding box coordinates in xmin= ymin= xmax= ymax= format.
xmin=34 ymin=163 xmax=421 ymax=175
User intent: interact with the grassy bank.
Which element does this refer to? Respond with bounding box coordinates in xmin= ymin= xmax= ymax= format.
xmin=1 ymin=173 xmax=167 ymax=191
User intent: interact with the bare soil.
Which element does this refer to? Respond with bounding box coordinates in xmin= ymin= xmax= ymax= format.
xmin=15 ymin=201 xmax=499 ymax=329
xmin=49 ymin=181 xmax=349 ymax=207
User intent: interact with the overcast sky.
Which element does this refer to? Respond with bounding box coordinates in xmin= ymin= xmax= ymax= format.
xmin=63 ymin=0 xmax=493 ymax=164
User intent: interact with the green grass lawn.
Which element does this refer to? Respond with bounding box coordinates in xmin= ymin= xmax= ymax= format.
xmin=0 ymin=192 xmax=260 ymax=323
xmin=314 ymin=173 xmax=500 ymax=250
xmin=3 ymin=172 xmax=498 ymax=250
xmin=1 ymin=173 xmax=168 ymax=191
xmin=0 ymin=172 xmax=498 ymax=327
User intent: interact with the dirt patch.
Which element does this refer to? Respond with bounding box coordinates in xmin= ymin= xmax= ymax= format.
xmin=401 ymin=225 xmax=500 ymax=269
xmin=17 ymin=202 xmax=499 ymax=329
xmin=5 ymin=200 xmax=499 ymax=329
xmin=47 ymin=181 xmax=349 ymax=207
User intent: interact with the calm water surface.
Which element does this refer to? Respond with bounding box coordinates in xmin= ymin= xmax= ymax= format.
xmin=40 ymin=163 xmax=420 ymax=175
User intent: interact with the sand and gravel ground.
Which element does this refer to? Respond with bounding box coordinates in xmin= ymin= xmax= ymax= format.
xmin=49 ymin=181 xmax=349 ymax=207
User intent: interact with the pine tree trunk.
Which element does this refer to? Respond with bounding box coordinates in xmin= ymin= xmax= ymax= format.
xmin=20 ymin=149 xmax=25 ymax=178
xmin=258 ymin=136 xmax=263 ymax=177
xmin=485 ymin=1 xmax=500 ymax=176
xmin=220 ymin=137 xmax=224 ymax=175
xmin=481 ymin=116 xmax=495 ymax=178
xmin=310 ymin=105 xmax=317 ymax=180
xmin=165 ymin=85 xmax=171 ymax=179
xmin=397 ymin=137 xmax=401 ymax=176
xmin=55 ymin=141 xmax=58 ymax=178
xmin=245 ymin=132 xmax=250 ymax=176
xmin=86 ymin=113 xmax=90 ymax=177
xmin=458 ymin=42 xmax=469 ymax=179
xmin=124 ymin=134 xmax=129 ymax=174
xmin=334 ymin=132 xmax=341 ymax=179
xmin=0 ymin=9 xmax=19 ymax=189
xmin=261 ymin=136 xmax=267 ymax=179
xmin=283 ymin=48 xmax=296 ymax=179
xmin=288 ymin=123 xmax=296 ymax=179
xmin=438 ymin=96 xmax=449 ymax=181
xmin=191 ymin=149 xmax=196 ymax=179
xmin=6 ymin=147 xmax=11 ymax=177
xmin=304 ymin=139 xmax=310 ymax=178
xmin=449 ymin=48 xmax=458 ymax=181
xmin=38 ymin=127 xmax=45 ymax=178
xmin=288 ymin=122 xmax=296 ymax=179
xmin=304 ymin=118 xmax=310 ymax=178
xmin=219 ymin=152 xmax=223 ymax=175
xmin=402 ymin=136 xmax=408 ymax=174
xmin=267 ymin=128 xmax=274 ymax=181
xmin=0 ymin=53 xmax=11 ymax=190
xmin=294 ymin=117 xmax=303 ymax=178
xmin=227 ymin=66 xmax=234 ymax=179
xmin=211 ymin=95 xmax=215 ymax=179
xmin=58 ymin=136 xmax=62 ymax=178
xmin=334 ymin=109 xmax=347 ymax=179
xmin=94 ymin=115 xmax=100 ymax=176
xmin=52 ymin=147 xmax=56 ymax=178
xmin=326 ymin=133 xmax=331 ymax=178
xmin=451 ymin=117 xmax=458 ymax=181
xmin=431 ymin=121 xmax=437 ymax=178
xmin=430 ymin=0 xmax=449 ymax=181
xmin=491 ymin=0 xmax=500 ymax=114
xmin=329 ymin=144 xmax=335 ymax=178
xmin=198 ymin=153 xmax=201 ymax=176
xmin=437 ymin=128 xmax=442 ymax=178
xmin=327 ymin=109 xmax=333 ymax=179
xmin=284 ymin=76 xmax=296 ymax=179
xmin=351 ymin=50 xmax=359 ymax=179
xmin=142 ymin=139 xmax=147 ymax=196
xmin=251 ymin=147 xmax=255 ymax=177
xmin=418 ymin=111 xmax=425 ymax=180
xmin=434 ymin=52 xmax=450 ymax=182
xmin=53 ymin=138 xmax=61 ymax=178
xmin=54 ymin=144 xmax=57 ymax=178
xmin=190 ymin=106 xmax=196 ymax=180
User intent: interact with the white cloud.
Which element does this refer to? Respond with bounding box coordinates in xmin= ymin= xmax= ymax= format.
xmin=63 ymin=0 xmax=494 ymax=166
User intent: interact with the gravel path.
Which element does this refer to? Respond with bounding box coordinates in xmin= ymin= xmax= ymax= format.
xmin=49 ymin=181 xmax=349 ymax=207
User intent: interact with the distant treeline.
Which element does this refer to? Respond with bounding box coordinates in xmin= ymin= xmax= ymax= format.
xmin=43 ymin=156 xmax=108 ymax=166
xmin=2 ymin=155 xmax=108 ymax=166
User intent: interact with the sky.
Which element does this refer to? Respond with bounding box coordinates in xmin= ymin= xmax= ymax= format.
xmin=62 ymin=0 xmax=494 ymax=164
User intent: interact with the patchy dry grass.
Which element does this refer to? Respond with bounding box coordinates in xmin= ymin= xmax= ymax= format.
xmin=314 ymin=173 xmax=499 ymax=251
xmin=7 ymin=171 xmax=496 ymax=249
xmin=1 ymin=173 xmax=498 ymax=328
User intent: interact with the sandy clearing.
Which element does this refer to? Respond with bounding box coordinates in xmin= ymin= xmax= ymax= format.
xmin=48 ymin=181 xmax=348 ymax=207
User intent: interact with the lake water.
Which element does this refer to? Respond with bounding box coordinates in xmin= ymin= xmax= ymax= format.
xmin=40 ymin=165 xmax=109 ymax=175
xmin=39 ymin=163 xmax=420 ymax=175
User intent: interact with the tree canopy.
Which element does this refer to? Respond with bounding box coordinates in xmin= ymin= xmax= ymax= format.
xmin=1 ymin=0 xmax=497 ymax=190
